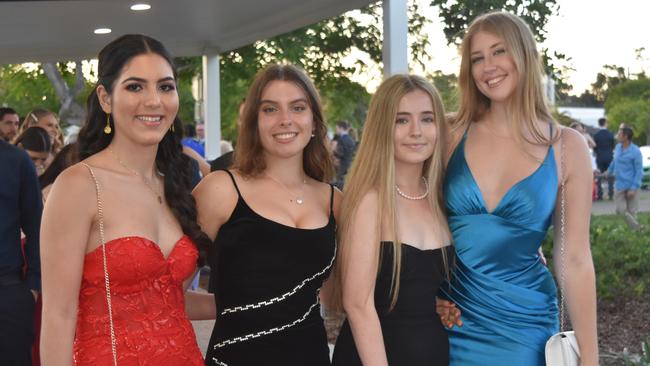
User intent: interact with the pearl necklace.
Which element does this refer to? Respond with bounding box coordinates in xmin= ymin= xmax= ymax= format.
xmin=396 ymin=177 xmax=429 ymax=200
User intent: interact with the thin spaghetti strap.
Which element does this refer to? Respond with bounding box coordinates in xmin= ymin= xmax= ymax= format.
xmin=79 ymin=162 xmax=119 ymax=366
xmin=328 ymin=184 xmax=335 ymax=217
xmin=221 ymin=169 xmax=242 ymax=197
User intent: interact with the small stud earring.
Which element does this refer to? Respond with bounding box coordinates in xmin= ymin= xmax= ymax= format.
xmin=104 ymin=114 xmax=112 ymax=134
xmin=170 ymin=123 xmax=175 ymax=133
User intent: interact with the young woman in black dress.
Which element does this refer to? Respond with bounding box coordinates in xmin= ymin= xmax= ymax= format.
xmin=193 ymin=64 xmax=341 ymax=366
xmin=332 ymin=74 xmax=451 ymax=366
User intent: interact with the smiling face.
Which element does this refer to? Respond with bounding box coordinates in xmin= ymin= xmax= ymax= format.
xmin=97 ymin=52 xmax=178 ymax=146
xmin=470 ymin=30 xmax=518 ymax=105
xmin=257 ymin=80 xmax=314 ymax=159
xmin=393 ymin=89 xmax=437 ymax=167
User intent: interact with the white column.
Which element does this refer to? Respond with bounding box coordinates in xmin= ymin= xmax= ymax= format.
xmin=382 ymin=0 xmax=408 ymax=78
xmin=202 ymin=54 xmax=221 ymax=160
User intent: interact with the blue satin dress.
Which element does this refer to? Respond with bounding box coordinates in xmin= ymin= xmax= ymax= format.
xmin=442 ymin=131 xmax=559 ymax=365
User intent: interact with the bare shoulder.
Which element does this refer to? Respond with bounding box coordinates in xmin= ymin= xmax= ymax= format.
xmin=194 ymin=169 xmax=238 ymax=199
xmin=557 ymin=126 xmax=590 ymax=159
xmin=46 ymin=162 xmax=98 ymax=217
xmin=51 ymin=163 xmax=97 ymax=198
xmin=355 ymin=188 xmax=379 ymax=212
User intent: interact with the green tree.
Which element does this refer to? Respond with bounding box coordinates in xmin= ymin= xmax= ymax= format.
xmin=0 ymin=62 xmax=94 ymax=126
xmin=591 ymin=64 xmax=628 ymax=103
xmin=427 ymin=70 xmax=458 ymax=112
xmin=195 ymin=1 xmax=432 ymax=142
xmin=605 ymin=78 xmax=650 ymax=145
xmin=428 ymin=0 xmax=574 ymax=101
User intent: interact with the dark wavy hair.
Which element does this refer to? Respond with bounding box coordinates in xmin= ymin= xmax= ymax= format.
xmin=39 ymin=142 xmax=78 ymax=189
xmin=233 ymin=64 xmax=333 ymax=182
xmin=14 ymin=126 xmax=51 ymax=153
xmin=77 ymin=34 xmax=210 ymax=265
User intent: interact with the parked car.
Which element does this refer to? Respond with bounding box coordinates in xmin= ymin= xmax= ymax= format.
xmin=641 ymin=145 xmax=650 ymax=189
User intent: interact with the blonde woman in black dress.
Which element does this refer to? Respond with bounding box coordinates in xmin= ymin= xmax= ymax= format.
xmin=332 ymin=74 xmax=451 ymax=365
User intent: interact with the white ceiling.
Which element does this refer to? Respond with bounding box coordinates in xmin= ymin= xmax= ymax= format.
xmin=0 ymin=0 xmax=375 ymax=64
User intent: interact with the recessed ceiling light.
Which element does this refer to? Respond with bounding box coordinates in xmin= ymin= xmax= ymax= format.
xmin=130 ymin=3 xmax=151 ymax=11
xmin=94 ymin=28 xmax=112 ymax=35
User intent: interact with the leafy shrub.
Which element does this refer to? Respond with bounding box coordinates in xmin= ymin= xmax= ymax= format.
xmin=542 ymin=213 xmax=650 ymax=299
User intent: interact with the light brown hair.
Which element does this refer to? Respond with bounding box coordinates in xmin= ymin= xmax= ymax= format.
xmin=233 ymin=64 xmax=332 ymax=181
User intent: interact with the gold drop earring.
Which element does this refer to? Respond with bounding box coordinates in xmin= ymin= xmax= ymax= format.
xmin=104 ymin=114 xmax=112 ymax=134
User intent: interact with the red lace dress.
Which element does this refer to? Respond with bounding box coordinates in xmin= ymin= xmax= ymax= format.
xmin=73 ymin=236 xmax=204 ymax=365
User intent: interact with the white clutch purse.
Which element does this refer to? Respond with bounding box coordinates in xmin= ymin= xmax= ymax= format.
xmin=545 ymin=331 xmax=580 ymax=366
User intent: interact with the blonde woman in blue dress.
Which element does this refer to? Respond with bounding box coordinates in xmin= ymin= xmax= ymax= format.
xmin=441 ymin=11 xmax=598 ymax=365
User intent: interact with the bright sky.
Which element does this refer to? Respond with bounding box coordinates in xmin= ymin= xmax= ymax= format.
xmin=356 ymin=0 xmax=650 ymax=96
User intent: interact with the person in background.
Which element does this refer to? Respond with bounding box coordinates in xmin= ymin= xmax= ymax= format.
xmin=14 ymin=126 xmax=53 ymax=176
xmin=18 ymin=108 xmax=64 ymax=154
xmin=569 ymin=122 xmax=595 ymax=149
xmin=210 ymin=99 xmax=245 ymax=172
xmin=182 ymin=122 xmax=206 ymax=157
xmin=594 ymin=117 xmax=615 ymax=200
xmin=0 ymin=107 xmax=20 ymax=142
xmin=0 ymin=137 xmax=43 ymax=365
xmin=607 ymin=126 xmax=644 ymax=230
xmin=333 ymin=120 xmax=356 ymax=189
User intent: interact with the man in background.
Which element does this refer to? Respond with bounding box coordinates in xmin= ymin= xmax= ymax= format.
xmin=607 ymin=126 xmax=644 ymax=230
xmin=594 ymin=117 xmax=615 ymax=200
xmin=0 ymin=138 xmax=43 ymax=365
xmin=333 ymin=120 xmax=356 ymax=189
xmin=0 ymin=107 xmax=20 ymax=142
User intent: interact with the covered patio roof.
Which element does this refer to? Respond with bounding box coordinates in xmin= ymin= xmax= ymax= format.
xmin=0 ymin=0 xmax=375 ymax=65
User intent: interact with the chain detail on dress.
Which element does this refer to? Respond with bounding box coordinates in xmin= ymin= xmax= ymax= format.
xmin=212 ymin=293 xmax=321 ymax=364
xmin=82 ymin=163 xmax=118 ymax=366
xmin=221 ymin=244 xmax=336 ymax=315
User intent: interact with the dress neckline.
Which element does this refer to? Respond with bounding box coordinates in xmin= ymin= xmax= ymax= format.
xmin=237 ymin=195 xmax=334 ymax=231
xmin=380 ymin=241 xmax=447 ymax=253
xmin=459 ymin=132 xmax=555 ymax=215
xmin=85 ymin=235 xmax=190 ymax=261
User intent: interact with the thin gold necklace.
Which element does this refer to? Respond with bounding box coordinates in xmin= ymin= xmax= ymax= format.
xmin=265 ymin=173 xmax=307 ymax=205
xmin=108 ymin=148 xmax=163 ymax=204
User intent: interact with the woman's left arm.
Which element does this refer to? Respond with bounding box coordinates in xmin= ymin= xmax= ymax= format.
xmin=182 ymin=271 xmax=217 ymax=320
xmin=553 ymin=128 xmax=599 ymax=366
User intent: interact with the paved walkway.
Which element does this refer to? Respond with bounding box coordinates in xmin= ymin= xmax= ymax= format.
xmin=591 ymin=190 xmax=650 ymax=215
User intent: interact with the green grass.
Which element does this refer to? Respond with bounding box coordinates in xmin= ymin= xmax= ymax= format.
xmin=542 ymin=213 xmax=650 ymax=299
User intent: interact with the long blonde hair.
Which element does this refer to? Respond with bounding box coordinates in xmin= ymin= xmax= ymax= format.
xmin=454 ymin=11 xmax=557 ymax=145
xmin=334 ymin=75 xmax=451 ymax=311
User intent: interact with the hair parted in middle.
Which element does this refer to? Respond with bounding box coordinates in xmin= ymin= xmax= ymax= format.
xmin=76 ymin=33 xmax=210 ymax=265
xmin=334 ymin=74 xmax=451 ymax=311
xmin=233 ymin=64 xmax=333 ymax=182
xmin=454 ymin=11 xmax=556 ymax=146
